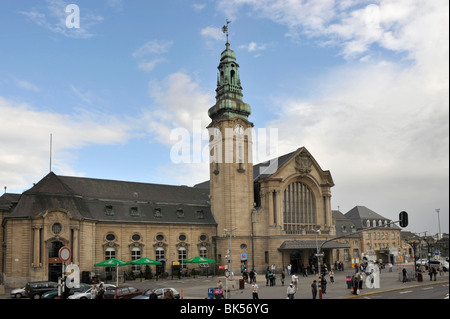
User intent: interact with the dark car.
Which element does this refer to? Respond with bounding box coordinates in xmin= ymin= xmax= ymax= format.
xmin=133 ymin=288 xmax=180 ymax=299
xmin=103 ymin=286 xmax=142 ymax=299
xmin=41 ymin=283 xmax=92 ymax=299
xmin=25 ymin=281 xmax=59 ymax=299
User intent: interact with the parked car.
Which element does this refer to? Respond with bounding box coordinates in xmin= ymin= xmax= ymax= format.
xmin=429 ymin=259 xmax=449 ymax=271
xmin=68 ymin=284 xmax=116 ymax=299
xmin=41 ymin=283 xmax=92 ymax=299
xmin=416 ymin=258 xmax=428 ymax=265
xmin=103 ymin=286 xmax=142 ymax=299
xmin=25 ymin=281 xmax=59 ymax=299
xmin=10 ymin=287 xmax=26 ymax=298
xmin=440 ymin=260 xmax=449 ymax=271
xmin=133 ymin=287 xmax=180 ymax=299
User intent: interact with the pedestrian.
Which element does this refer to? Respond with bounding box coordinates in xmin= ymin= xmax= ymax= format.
xmin=269 ymin=271 xmax=274 ymax=286
xmin=432 ymin=266 xmax=437 ymax=281
xmin=215 ymin=280 xmax=224 ymax=299
xmin=291 ymin=273 xmax=299 ymax=289
xmin=265 ymin=270 xmax=270 ymax=286
xmin=389 ymin=263 xmax=393 ymax=272
xmin=286 ymin=264 xmax=291 ymax=276
xmin=281 ymin=270 xmax=286 ymax=286
xmin=286 ymin=282 xmax=296 ymax=299
xmin=251 ymin=282 xmax=259 ymax=299
xmin=164 ymin=289 xmax=175 ymax=299
xmin=402 ymin=267 xmax=407 ymax=283
xmin=96 ymin=283 xmax=105 ymax=299
xmin=90 ymin=284 xmax=97 ymax=299
xmin=329 ymin=269 xmax=335 ymax=284
xmin=321 ymin=274 xmax=327 ymax=294
xmin=311 ymin=280 xmax=317 ymax=299
xmin=149 ymin=289 xmax=158 ymax=299
xmin=428 ymin=267 xmax=433 ymax=281
xmin=249 ymin=269 xmax=255 ymax=283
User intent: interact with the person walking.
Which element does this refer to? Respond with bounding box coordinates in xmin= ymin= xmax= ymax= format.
xmin=291 ymin=273 xmax=299 ymax=289
xmin=251 ymin=282 xmax=259 ymax=299
xmin=281 ymin=270 xmax=286 ymax=286
xmin=311 ymin=280 xmax=318 ymax=299
xmin=321 ymin=274 xmax=327 ymax=294
xmin=95 ymin=283 xmax=105 ymax=299
xmin=286 ymin=282 xmax=296 ymax=299
xmin=90 ymin=284 xmax=97 ymax=299
xmin=286 ymin=264 xmax=291 ymax=276
xmin=329 ymin=269 xmax=335 ymax=284
xmin=402 ymin=267 xmax=407 ymax=283
xmin=149 ymin=289 xmax=158 ymax=299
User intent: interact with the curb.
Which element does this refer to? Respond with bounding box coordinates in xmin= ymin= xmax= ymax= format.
xmin=343 ymin=280 xmax=447 ymax=299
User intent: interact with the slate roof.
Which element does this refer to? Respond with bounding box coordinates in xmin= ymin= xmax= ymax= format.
xmin=6 ymin=172 xmax=216 ymax=225
xmin=0 ymin=193 xmax=21 ymax=211
xmin=344 ymin=206 xmax=400 ymax=230
xmin=332 ymin=210 xmax=361 ymax=238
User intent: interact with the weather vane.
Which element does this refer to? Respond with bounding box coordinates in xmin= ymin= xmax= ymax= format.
xmin=222 ymin=19 xmax=232 ymax=42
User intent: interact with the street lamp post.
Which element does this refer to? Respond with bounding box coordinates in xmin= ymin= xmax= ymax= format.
xmin=312 ymin=227 xmax=322 ymax=299
xmin=436 ymin=209 xmax=441 ymax=240
xmin=224 ymin=227 xmax=238 ymax=279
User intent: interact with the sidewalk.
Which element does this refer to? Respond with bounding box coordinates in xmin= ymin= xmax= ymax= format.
xmin=1 ymin=263 xmax=448 ymax=299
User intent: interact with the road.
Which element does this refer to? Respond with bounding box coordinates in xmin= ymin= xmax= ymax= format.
xmin=356 ymin=283 xmax=449 ymax=299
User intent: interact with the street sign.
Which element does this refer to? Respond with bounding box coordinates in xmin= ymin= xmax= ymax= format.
xmin=224 ymin=270 xmax=230 ymax=278
xmin=58 ymin=246 xmax=71 ymax=262
xmin=315 ymin=253 xmax=324 ymax=257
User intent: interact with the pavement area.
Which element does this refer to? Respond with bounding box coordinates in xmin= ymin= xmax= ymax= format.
xmin=1 ymin=263 xmax=448 ymax=299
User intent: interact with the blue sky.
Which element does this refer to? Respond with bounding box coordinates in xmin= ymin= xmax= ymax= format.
xmin=0 ymin=0 xmax=448 ymax=235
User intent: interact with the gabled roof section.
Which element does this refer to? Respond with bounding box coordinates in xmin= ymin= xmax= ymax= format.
xmin=344 ymin=206 xmax=400 ymax=229
xmin=0 ymin=193 xmax=21 ymax=211
xmin=6 ymin=173 xmax=215 ymax=225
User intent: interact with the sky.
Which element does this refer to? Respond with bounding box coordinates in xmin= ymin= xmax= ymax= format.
xmin=0 ymin=0 xmax=448 ymax=236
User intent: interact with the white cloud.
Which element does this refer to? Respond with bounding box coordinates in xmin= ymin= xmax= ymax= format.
xmin=0 ymin=96 xmax=134 ymax=192
xmin=200 ymin=26 xmax=225 ymax=41
xmin=132 ymin=40 xmax=174 ymax=58
xmin=239 ymin=41 xmax=266 ymax=53
xmin=19 ymin=0 xmax=103 ymax=39
xmin=15 ymin=79 xmax=40 ymax=92
xmin=144 ymin=72 xmax=214 ymax=145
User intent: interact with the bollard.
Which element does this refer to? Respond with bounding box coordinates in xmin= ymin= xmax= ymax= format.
xmin=181 ymin=289 xmax=183 ymax=299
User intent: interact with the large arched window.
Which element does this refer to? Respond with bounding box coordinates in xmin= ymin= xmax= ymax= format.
xmin=283 ymin=182 xmax=316 ymax=233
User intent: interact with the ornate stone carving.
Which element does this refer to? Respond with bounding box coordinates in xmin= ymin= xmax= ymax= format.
xmin=295 ymin=151 xmax=313 ymax=175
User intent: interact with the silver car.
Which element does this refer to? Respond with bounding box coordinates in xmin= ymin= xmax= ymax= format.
xmin=10 ymin=287 xmax=26 ymax=298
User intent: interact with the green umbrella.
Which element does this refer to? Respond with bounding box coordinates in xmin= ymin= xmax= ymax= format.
xmin=128 ymin=257 xmax=162 ymax=265
xmin=184 ymin=256 xmax=216 ymax=263
xmin=94 ymin=258 xmax=128 ymax=267
xmin=94 ymin=258 xmax=128 ymax=287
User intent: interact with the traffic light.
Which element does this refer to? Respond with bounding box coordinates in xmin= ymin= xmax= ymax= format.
xmin=399 ymin=211 xmax=408 ymax=227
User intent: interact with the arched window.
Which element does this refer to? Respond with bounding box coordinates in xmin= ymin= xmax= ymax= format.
xmin=178 ymin=247 xmax=187 ymax=269
xmin=200 ymin=247 xmax=207 ymax=258
xmin=131 ymin=247 xmax=141 ymax=271
xmin=282 ymin=182 xmax=316 ymax=233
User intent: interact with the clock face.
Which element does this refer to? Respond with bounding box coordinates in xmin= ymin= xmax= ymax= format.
xmin=234 ymin=124 xmax=244 ymax=135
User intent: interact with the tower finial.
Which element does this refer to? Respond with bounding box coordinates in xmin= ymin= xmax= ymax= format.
xmin=222 ymin=19 xmax=232 ymax=47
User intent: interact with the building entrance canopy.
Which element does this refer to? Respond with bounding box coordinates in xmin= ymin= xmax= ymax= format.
xmin=278 ymin=240 xmax=350 ymax=250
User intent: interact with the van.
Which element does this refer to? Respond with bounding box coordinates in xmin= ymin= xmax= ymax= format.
xmin=25 ymin=281 xmax=59 ymax=299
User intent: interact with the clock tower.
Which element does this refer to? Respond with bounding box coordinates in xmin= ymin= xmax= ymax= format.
xmin=207 ymin=28 xmax=254 ymax=273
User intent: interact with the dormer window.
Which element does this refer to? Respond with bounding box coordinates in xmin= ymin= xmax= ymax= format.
xmin=105 ymin=205 xmax=114 ymax=216
xmin=130 ymin=207 xmax=139 ymax=217
xmin=154 ymin=208 xmax=162 ymax=219
xmin=196 ymin=210 xmax=204 ymax=220
xmin=176 ymin=208 xmax=184 ymax=219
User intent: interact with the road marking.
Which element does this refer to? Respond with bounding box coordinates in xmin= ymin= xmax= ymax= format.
xmin=422 ymin=287 xmax=434 ymax=290
xmin=399 ymin=291 xmax=413 ymax=294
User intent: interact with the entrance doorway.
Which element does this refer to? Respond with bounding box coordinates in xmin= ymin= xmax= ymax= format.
xmin=290 ymin=251 xmax=301 ymax=274
xmin=48 ymin=241 xmax=64 ymax=282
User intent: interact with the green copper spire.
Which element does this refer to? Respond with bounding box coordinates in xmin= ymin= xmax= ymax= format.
xmin=208 ymin=21 xmax=251 ymax=121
